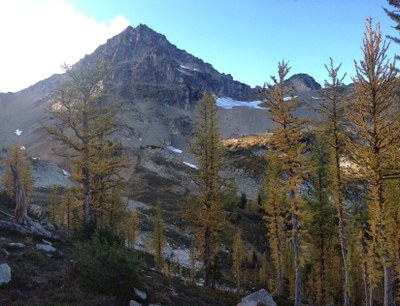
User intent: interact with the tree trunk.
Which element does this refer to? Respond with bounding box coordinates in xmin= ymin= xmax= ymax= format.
xmin=363 ymin=266 xmax=369 ymax=306
xmin=83 ymin=166 xmax=91 ymax=224
xmin=11 ymin=165 xmax=29 ymax=225
xmin=369 ymin=285 xmax=374 ymax=306
xmin=320 ymin=235 xmax=327 ymax=305
xmin=292 ymin=208 xmax=302 ymax=306
xmin=384 ymin=266 xmax=393 ymax=306
xmin=82 ymin=108 xmax=91 ymax=225
xmin=334 ymin=135 xmax=351 ymax=306
xmin=276 ymin=246 xmax=284 ymax=296
xmin=274 ymin=212 xmax=284 ymax=295
xmin=204 ymin=226 xmax=213 ymax=288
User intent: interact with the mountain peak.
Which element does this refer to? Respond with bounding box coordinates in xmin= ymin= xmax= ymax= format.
xmin=75 ymin=23 xmax=256 ymax=104
xmin=285 ymin=73 xmax=321 ymax=94
xmin=120 ymin=24 xmax=160 ymax=39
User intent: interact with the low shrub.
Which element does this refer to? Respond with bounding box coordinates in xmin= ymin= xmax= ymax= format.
xmin=72 ymin=227 xmax=142 ymax=299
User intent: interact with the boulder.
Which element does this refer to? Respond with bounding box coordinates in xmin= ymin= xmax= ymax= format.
xmin=237 ymin=289 xmax=277 ymax=306
xmin=36 ymin=243 xmax=56 ymax=253
xmin=134 ymin=288 xmax=147 ymax=301
xmin=8 ymin=242 xmax=25 ymax=249
xmin=0 ymin=263 xmax=11 ymax=286
xmin=129 ymin=301 xmax=142 ymax=306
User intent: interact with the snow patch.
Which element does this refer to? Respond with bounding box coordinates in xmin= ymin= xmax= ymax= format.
xmin=283 ymin=95 xmax=297 ymax=101
xmin=180 ymin=64 xmax=200 ymax=72
xmin=61 ymin=169 xmax=70 ymax=177
xmin=166 ymin=146 xmax=183 ymax=154
xmin=183 ymin=161 xmax=198 ymax=169
xmin=14 ymin=129 xmax=22 ymax=136
xmin=312 ymin=96 xmax=323 ymax=100
xmin=216 ymin=97 xmax=266 ymax=110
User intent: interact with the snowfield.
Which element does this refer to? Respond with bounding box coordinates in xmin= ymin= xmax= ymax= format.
xmin=216 ymin=97 xmax=266 ymax=109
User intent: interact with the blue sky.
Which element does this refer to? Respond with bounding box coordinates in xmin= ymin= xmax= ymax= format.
xmin=0 ymin=0 xmax=397 ymax=92
xmin=68 ymin=0 xmax=398 ymax=87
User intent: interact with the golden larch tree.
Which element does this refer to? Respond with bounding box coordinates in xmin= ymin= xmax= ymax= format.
xmin=259 ymin=61 xmax=308 ymax=306
xmin=232 ymin=228 xmax=244 ymax=294
xmin=345 ymin=19 xmax=400 ymax=306
xmin=2 ymin=139 xmax=33 ymax=203
xmin=318 ymin=58 xmax=352 ymax=306
xmin=187 ymin=91 xmax=226 ymax=288
xmin=153 ymin=202 xmax=165 ymax=272
xmin=263 ymin=155 xmax=287 ymax=295
xmin=44 ymin=62 xmax=124 ymax=226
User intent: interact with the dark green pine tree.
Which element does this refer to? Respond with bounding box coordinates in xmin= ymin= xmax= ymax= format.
xmin=384 ymin=0 xmax=400 ymax=61
xmin=304 ymin=135 xmax=338 ymax=305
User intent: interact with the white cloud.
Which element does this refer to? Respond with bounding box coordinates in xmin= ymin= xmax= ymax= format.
xmin=0 ymin=0 xmax=130 ymax=92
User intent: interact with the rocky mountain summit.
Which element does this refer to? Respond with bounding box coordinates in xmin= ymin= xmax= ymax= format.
xmin=285 ymin=73 xmax=322 ymax=94
xmin=78 ymin=24 xmax=257 ymax=107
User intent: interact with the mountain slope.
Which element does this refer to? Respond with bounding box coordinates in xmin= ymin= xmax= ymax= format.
xmin=0 ymin=24 xmax=261 ymax=158
xmin=0 ymin=24 xmax=329 ymax=164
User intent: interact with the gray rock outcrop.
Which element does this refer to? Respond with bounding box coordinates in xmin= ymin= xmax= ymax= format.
xmin=237 ymin=289 xmax=277 ymax=306
xmin=0 ymin=263 xmax=11 ymax=286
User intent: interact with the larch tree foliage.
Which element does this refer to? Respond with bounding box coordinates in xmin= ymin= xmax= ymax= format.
xmin=263 ymin=155 xmax=287 ymax=296
xmin=345 ymin=19 xmax=400 ymax=306
xmin=259 ymin=61 xmax=308 ymax=306
xmin=318 ymin=58 xmax=352 ymax=306
xmin=232 ymin=228 xmax=244 ymax=294
xmin=49 ymin=185 xmax=59 ymax=224
xmin=2 ymin=140 xmax=33 ymax=204
xmin=187 ymin=91 xmax=226 ymax=288
xmin=128 ymin=211 xmax=139 ymax=249
xmin=383 ymin=178 xmax=400 ymax=304
xmin=44 ymin=62 xmax=124 ymax=226
xmin=59 ymin=187 xmax=75 ymax=232
xmin=382 ymin=4 xmax=400 ymax=301
xmin=153 ymin=202 xmax=166 ymax=272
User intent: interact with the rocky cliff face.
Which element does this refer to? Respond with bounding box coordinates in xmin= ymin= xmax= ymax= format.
xmin=77 ymin=24 xmax=257 ymax=109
